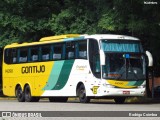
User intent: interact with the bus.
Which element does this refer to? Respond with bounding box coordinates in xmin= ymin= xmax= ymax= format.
xmin=2 ymin=34 xmax=148 ymax=103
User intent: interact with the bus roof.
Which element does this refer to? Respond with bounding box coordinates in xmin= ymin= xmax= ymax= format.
xmin=40 ymin=34 xmax=80 ymax=41
xmin=84 ymin=34 xmax=139 ymax=41
xmin=4 ymin=34 xmax=140 ymax=49
xmin=5 ymin=34 xmax=83 ymax=48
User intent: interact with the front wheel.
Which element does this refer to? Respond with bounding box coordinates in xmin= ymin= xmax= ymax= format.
xmin=114 ymin=97 xmax=126 ymax=104
xmin=15 ymin=86 xmax=25 ymax=102
xmin=78 ymin=84 xmax=90 ymax=103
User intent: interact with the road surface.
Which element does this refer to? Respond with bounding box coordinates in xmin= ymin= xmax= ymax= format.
xmin=0 ymin=98 xmax=160 ymax=120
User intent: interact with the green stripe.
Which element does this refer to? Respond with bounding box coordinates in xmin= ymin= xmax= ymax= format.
xmin=43 ymin=61 xmax=64 ymax=90
xmin=127 ymin=80 xmax=144 ymax=87
xmin=134 ymin=80 xmax=144 ymax=86
xmin=52 ymin=60 xmax=74 ymax=90
xmin=127 ymin=81 xmax=137 ymax=86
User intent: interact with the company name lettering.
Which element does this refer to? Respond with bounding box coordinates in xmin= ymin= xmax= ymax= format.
xmin=76 ymin=65 xmax=87 ymax=69
xmin=22 ymin=65 xmax=45 ymax=74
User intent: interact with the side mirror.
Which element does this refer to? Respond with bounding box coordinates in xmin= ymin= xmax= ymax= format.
xmin=100 ymin=50 xmax=105 ymax=65
xmin=146 ymin=51 xmax=153 ymax=67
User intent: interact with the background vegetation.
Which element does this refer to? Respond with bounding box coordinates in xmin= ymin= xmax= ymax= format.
xmin=0 ymin=0 xmax=160 ymax=75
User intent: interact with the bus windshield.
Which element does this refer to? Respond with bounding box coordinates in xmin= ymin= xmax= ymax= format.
xmin=101 ymin=40 xmax=146 ymax=80
xmin=102 ymin=53 xmax=146 ymax=80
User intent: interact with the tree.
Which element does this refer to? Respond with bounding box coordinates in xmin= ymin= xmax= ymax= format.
xmin=0 ymin=0 xmax=160 ymax=75
xmin=0 ymin=0 xmax=62 ymax=46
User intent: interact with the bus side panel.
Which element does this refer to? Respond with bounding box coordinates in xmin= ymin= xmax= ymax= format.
xmin=25 ymin=61 xmax=53 ymax=96
xmin=42 ymin=60 xmax=75 ymax=96
xmin=3 ymin=59 xmax=97 ymax=97
xmin=3 ymin=62 xmax=53 ymax=97
xmin=2 ymin=78 xmax=11 ymax=96
xmin=3 ymin=64 xmax=17 ymax=96
xmin=42 ymin=59 xmax=95 ymax=97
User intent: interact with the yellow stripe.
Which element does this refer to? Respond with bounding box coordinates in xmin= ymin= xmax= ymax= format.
xmin=40 ymin=34 xmax=80 ymax=41
xmin=107 ymin=80 xmax=136 ymax=88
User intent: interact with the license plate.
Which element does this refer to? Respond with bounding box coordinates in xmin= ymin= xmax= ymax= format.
xmin=123 ymin=91 xmax=130 ymax=95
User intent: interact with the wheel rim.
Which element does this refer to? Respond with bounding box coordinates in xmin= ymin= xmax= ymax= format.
xmin=79 ymin=88 xmax=86 ymax=100
xmin=17 ymin=87 xmax=22 ymax=100
xmin=25 ymin=87 xmax=31 ymax=101
xmin=16 ymin=86 xmax=25 ymax=102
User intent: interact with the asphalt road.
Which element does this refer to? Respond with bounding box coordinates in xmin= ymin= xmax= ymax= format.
xmin=0 ymin=98 xmax=160 ymax=111
xmin=0 ymin=98 xmax=160 ymax=120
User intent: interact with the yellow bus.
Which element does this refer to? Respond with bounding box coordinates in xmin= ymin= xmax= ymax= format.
xmin=2 ymin=34 xmax=149 ymax=103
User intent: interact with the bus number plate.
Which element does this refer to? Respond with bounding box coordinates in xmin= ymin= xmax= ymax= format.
xmin=123 ymin=91 xmax=130 ymax=95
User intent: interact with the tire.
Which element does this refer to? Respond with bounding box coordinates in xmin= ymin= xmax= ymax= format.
xmin=78 ymin=84 xmax=90 ymax=103
xmin=49 ymin=97 xmax=68 ymax=102
xmin=114 ymin=97 xmax=126 ymax=104
xmin=24 ymin=85 xmax=39 ymax=102
xmin=15 ymin=86 xmax=25 ymax=102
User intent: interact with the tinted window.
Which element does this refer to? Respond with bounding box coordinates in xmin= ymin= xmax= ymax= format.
xmin=30 ymin=47 xmax=39 ymax=62
xmin=41 ymin=45 xmax=51 ymax=61
xmin=78 ymin=40 xmax=87 ymax=59
xmin=19 ymin=48 xmax=28 ymax=63
xmin=53 ymin=44 xmax=63 ymax=60
xmin=66 ymin=42 xmax=75 ymax=59
xmin=12 ymin=49 xmax=17 ymax=63
xmin=4 ymin=49 xmax=12 ymax=64
xmin=4 ymin=48 xmax=18 ymax=64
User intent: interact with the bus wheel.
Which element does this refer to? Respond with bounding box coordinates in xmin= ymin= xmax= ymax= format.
xmin=78 ymin=84 xmax=90 ymax=103
xmin=15 ymin=86 xmax=25 ymax=102
xmin=114 ymin=97 xmax=126 ymax=104
xmin=24 ymin=85 xmax=39 ymax=102
xmin=49 ymin=97 xmax=68 ymax=102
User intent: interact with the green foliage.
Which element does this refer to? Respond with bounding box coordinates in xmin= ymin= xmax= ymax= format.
xmin=0 ymin=0 xmax=160 ymax=74
xmin=98 ymin=10 xmax=123 ymax=31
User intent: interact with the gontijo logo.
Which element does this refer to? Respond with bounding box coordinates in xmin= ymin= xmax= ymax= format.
xmin=21 ymin=65 xmax=45 ymax=74
xmin=76 ymin=65 xmax=87 ymax=70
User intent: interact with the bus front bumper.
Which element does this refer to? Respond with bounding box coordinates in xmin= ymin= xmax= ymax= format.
xmin=93 ymin=87 xmax=146 ymax=97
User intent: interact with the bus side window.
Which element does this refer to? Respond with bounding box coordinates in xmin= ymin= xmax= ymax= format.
xmin=30 ymin=47 xmax=39 ymax=62
xmin=78 ymin=40 xmax=87 ymax=59
xmin=4 ymin=49 xmax=12 ymax=64
xmin=19 ymin=48 xmax=28 ymax=63
xmin=53 ymin=44 xmax=63 ymax=60
xmin=12 ymin=49 xmax=17 ymax=63
xmin=41 ymin=45 xmax=51 ymax=61
xmin=66 ymin=42 xmax=75 ymax=59
xmin=4 ymin=48 xmax=18 ymax=64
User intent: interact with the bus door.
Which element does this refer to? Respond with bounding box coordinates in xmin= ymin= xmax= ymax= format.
xmin=88 ymin=39 xmax=101 ymax=95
